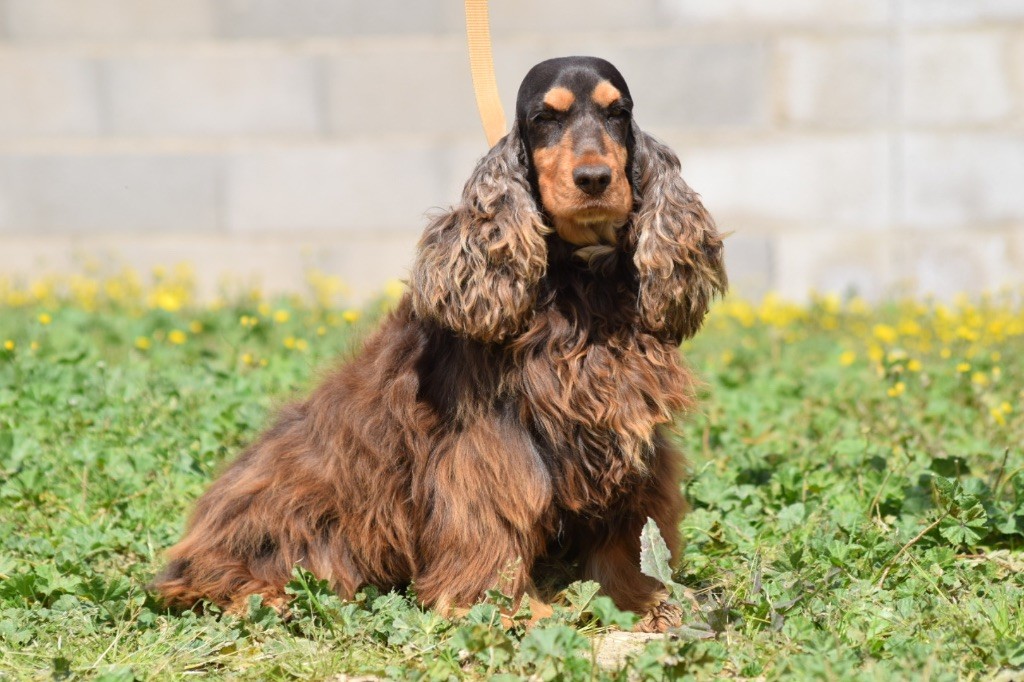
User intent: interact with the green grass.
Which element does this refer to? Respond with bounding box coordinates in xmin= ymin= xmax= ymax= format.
xmin=1 ymin=288 xmax=1023 ymax=680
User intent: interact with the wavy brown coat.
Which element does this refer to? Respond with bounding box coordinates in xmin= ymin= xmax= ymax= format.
xmin=153 ymin=60 xmax=727 ymax=631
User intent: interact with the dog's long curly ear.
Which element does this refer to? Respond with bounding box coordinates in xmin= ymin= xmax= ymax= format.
xmin=411 ymin=127 xmax=549 ymax=343
xmin=630 ymin=131 xmax=728 ymax=341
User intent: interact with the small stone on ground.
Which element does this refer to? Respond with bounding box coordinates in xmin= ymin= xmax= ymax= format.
xmin=593 ymin=630 xmax=668 ymax=669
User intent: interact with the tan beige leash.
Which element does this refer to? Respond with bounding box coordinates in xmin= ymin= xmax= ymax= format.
xmin=464 ymin=0 xmax=507 ymax=147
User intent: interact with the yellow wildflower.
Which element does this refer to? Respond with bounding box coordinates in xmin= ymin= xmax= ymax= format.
xmin=307 ymin=269 xmax=347 ymax=307
xmin=955 ymin=325 xmax=979 ymax=342
xmin=3 ymin=340 xmax=14 ymax=351
xmin=907 ymin=359 xmax=922 ymax=372
xmin=991 ymin=408 xmax=1007 ymax=426
xmin=30 ymin=280 xmax=53 ymax=303
xmin=152 ymin=290 xmax=183 ymax=312
xmin=241 ymin=352 xmax=254 ymax=366
xmin=342 ymin=310 xmax=360 ymax=323
xmin=273 ymin=309 xmax=290 ymax=324
xmin=168 ymin=330 xmax=187 ymax=345
xmin=887 ymin=382 xmax=906 ymax=398
xmin=940 ymin=348 xmax=952 ymax=359
xmin=30 ymin=341 xmax=39 ymax=351
xmin=295 ymin=338 xmax=309 ymax=351
xmin=956 ymin=362 xmax=971 ymax=373
xmin=898 ymin=320 xmax=921 ymax=337
xmin=283 ymin=336 xmax=297 ymax=350
xmin=384 ymin=279 xmax=406 ymax=301
xmin=972 ymin=372 xmax=989 ymax=386
xmin=839 ymin=351 xmax=856 ymax=366
xmin=849 ymin=297 xmax=870 ymax=315
xmin=134 ymin=337 xmax=151 ymax=350
xmin=38 ymin=313 xmax=52 ymax=325
xmin=317 ymin=326 xmax=327 ymax=337
xmin=873 ymin=324 xmax=897 ymax=344
xmin=189 ymin=321 xmax=203 ymax=334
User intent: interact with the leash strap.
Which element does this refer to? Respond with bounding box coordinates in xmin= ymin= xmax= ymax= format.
xmin=464 ymin=0 xmax=507 ymax=147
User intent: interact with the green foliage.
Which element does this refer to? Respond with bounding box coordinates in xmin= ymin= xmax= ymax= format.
xmin=639 ymin=518 xmax=676 ymax=590
xmin=1 ymin=291 xmax=1023 ymax=679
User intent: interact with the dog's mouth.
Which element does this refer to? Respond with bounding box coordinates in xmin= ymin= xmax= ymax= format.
xmin=551 ymin=207 xmax=628 ymax=248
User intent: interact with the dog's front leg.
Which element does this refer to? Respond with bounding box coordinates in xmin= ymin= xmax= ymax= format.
xmin=414 ymin=417 xmax=554 ymax=625
xmin=581 ymin=438 xmax=689 ymax=633
xmin=581 ymin=515 xmax=684 ymax=633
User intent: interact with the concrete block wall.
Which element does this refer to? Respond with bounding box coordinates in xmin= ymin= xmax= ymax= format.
xmin=0 ymin=0 xmax=1022 ymax=301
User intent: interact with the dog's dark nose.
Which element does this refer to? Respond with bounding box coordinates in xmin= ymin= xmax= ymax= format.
xmin=572 ymin=164 xmax=612 ymax=196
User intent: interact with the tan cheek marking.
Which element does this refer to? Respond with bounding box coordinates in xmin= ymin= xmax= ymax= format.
xmin=592 ymin=80 xmax=621 ymax=108
xmin=533 ymin=132 xmax=576 ymax=216
xmin=543 ymin=86 xmax=575 ymax=112
xmin=608 ymin=136 xmax=633 ymax=215
xmin=604 ymin=134 xmax=629 ymax=174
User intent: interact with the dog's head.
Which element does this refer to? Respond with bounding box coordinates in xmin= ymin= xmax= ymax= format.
xmin=412 ymin=56 xmax=727 ymax=343
xmin=515 ymin=57 xmax=635 ymax=251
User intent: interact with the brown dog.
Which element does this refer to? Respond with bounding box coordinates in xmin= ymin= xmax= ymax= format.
xmin=153 ymin=56 xmax=727 ymax=632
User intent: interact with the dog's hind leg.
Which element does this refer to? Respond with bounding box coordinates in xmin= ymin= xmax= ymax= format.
xmin=153 ymin=493 xmax=366 ymax=616
xmin=152 ymin=407 xmax=366 ymax=613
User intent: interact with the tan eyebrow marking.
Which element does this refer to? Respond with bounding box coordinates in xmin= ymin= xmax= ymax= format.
xmin=543 ymin=86 xmax=575 ymax=111
xmin=591 ymin=80 xmax=621 ymax=107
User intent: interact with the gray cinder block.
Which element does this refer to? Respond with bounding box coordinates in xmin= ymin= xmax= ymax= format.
xmin=902 ymin=133 xmax=1024 ymax=228
xmin=225 ymin=142 xmax=452 ymax=233
xmin=659 ymin=0 xmax=889 ymax=26
xmin=102 ymin=52 xmax=322 ymax=136
xmin=325 ymin=43 xmax=480 ymax=136
xmin=777 ymin=36 xmax=891 ymax=127
xmin=0 ymin=53 xmax=100 ymax=135
xmin=904 ymin=0 xmax=1024 ymax=25
xmin=578 ymin=41 xmax=769 ymax=129
xmin=774 ymin=229 xmax=891 ymax=300
xmin=6 ymin=0 xmax=213 ymax=41
xmin=722 ymin=234 xmax=774 ymax=299
xmin=213 ymin=0 xmax=461 ymax=39
xmin=0 ymin=153 xmax=221 ymax=233
xmin=903 ymin=32 xmax=1013 ymax=125
xmin=668 ymin=132 xmax=891 ymax=231
xmin=891 ymin=230 xmax=1017 ymax=298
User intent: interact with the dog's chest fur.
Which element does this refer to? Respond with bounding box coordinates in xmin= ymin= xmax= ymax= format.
xmin=414 ymin=252 xmax=694 ymax=515
xmin=507 ymin=273 xmax=693 ymax=512
xmin=485 ymin=251 xmax=688 ymax=512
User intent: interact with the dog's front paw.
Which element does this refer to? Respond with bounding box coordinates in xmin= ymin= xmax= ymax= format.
xmin=227 ymin=592 xmax=292 ymax=621
xmin=634 ymin=599 xmax=683 ymax=633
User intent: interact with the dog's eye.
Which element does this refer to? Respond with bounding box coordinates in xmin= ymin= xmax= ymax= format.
xmin=532 ymin=111 xmax=562 ymax=125
xmin=606 ymin=107 xmax=630 ymax=120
